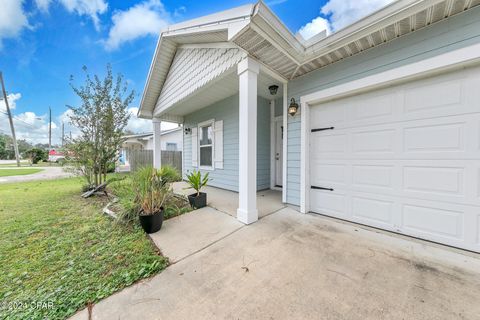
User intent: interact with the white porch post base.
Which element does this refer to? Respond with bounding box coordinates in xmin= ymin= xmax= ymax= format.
xmin=153 ymin=119 xmax=162 ymax=169
xmin=237 ymin=208 xmax=259 ymax=225
xmin=237 ymin=57 xmax=259 ymax=225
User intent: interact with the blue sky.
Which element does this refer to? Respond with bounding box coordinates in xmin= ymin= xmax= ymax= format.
xmin=0 ymin=0 xmax=393 ymax=144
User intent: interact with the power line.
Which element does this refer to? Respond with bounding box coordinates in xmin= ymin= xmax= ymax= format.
xmin=0 ymin=111 xmax=36 ymax=128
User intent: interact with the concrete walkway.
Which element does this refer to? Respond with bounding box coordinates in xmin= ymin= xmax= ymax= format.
xmin=149 ymin=207 xmax=243 ymax=263
xmin=71 ymin=207 xmax=480 ymax=320
xmin=0 ymin=166 xmax=72 ymax=184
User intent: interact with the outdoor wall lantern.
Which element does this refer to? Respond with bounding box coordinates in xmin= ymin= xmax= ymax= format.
xmin=288 ymin=98 xmax=299 ymax=117
xmin=184 ymin=127 xmax=191 ymax=135
xmin=269 ymin=85 xmax=279 ymax=95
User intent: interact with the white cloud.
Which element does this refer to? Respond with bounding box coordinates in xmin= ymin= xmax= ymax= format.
xmin=0 ymin=93 xmax=22 ymax=112
xmin=3 ymin=111 xmax=53 ymax=144
xmin=321 ymin=0 xmax=395 ymax=31
xmin=35 ymin=0 xmax=107 ymax=29
xmin=298 ymin=16 xmax=330 ymax=40
xmin=59 ymin=0 xmax=108 ymax=30
xmin=0 ymin=94 xmax=76 ymax=144
xmin=0 ymin=0 xmax=29 ymax=48
xmin=1 ymin=106 xmax=177 ymax=144
xmin=125 ymin=107 xmax=152 ymax=133
xmin=103 ymin=0 xmax=171 ymax=51
xmin=125 ymin=107 xmax=178 ymax=133
xmin=297 ymin=0 xmax=395 ymax=40
xmin=34 ymin=0 xmax=52 ymax=12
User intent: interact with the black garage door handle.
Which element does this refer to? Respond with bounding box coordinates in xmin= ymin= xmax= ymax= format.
xmin=311 ymin=127 xmax=334 ymax=132
xmin=311 ymin=186 xmax=334 ymax=191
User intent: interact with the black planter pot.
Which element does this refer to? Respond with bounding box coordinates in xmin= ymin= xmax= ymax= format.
xmin=188 ymin=192 xmax=207 ymax=209
xmin=139 ymin=208 xmax=164 ymax=234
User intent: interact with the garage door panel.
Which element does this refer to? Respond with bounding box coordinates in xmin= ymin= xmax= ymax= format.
xmin=403 ymin=122 xmax=466 ymax=153
xmin=351 ymin=93 xmax=395 ymax=120
xmin=352 ymin=129 xmax=395 ymax=154
xmin=352 ymin=196 xmax=394 ymax=227
xmin=403 ymin=166 xmax=464 ymax=196
xmin=352 ymin=165 xmax=394 ymax=189
xmin=311 ymin=163 xmax=346 ymax=185
xmin=401 ymin=203 xmax=464 ymax=241
xmin=403 ymin=77 xmax=464 ymax=114
xmin=310 ymin=100 xmax=346 ymax=128
xmin=310 ymin=190 xmax=348 ymax=217
xmin=311 ymin=133 xmax=346 ymax=155
xmin=477 ymin=215 xmax=480 ymax=245
xmin=309 ymin=66 xmax=480 ymax=252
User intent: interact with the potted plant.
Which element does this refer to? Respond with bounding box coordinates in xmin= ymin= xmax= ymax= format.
xmin=133 ymin=167 xmax=171 ymax=233
xmin=185 ymin=170 xmax=210 ymax=209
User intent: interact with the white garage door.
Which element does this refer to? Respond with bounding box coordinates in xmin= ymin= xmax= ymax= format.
xmin=309 ymin=66 xmax=480 ymax=252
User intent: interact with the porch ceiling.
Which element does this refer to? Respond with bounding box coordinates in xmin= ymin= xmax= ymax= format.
xmin=158 ymin=68 xmax=283 ymax=118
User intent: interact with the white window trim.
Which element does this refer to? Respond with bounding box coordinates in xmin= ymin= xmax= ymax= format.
xmin=198 ymin=119 xmax=215 ymax=171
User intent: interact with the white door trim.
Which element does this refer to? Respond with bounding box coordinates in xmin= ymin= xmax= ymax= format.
xmin=270 ymin=99 xmax=276 ymax=190
xmin=282 ymin=83 xmax=288 ymax=203
xmin=299 ymin=42 xmax=480 ymax=214
xmin=270 ymin=99 xmax=283 ymax=191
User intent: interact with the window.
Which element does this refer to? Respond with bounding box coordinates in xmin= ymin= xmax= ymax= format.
xmin=199 ymin=122 xmax=213 ymax=168
xmin=166 ymin=143 xmax=177 ymax=151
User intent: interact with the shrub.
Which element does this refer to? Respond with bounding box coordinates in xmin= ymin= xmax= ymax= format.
xmin=158 ymin=165 xmax=181 ymax=184
xmin=185 ymin=170 xmax=210 ymax=196
xmin=25 ymin=148 xmax=47 ymax=164
xmin=109 ymin=166 xmax=189 ymax=223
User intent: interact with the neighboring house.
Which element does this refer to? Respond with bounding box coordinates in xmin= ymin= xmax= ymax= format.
xmin=139 ymin=1 xmax=480 ymax=253
xmin=48 ymin=149 xmax=65 ymax=163
xmin=119 ymin=127 xmax=183 ymax=167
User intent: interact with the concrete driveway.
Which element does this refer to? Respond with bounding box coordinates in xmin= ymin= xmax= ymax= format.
xmin=0 ymin=166 xmax=72 ymax=184
xmin=71 ymin=206 xmax=480 ymax=320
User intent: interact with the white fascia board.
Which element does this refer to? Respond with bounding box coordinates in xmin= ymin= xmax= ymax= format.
xmin=254 ymin=2 xmax=305 ymax=53
xmin=301 ymin=42 xmax=480 ymax=106
xmin=162 ymin=4 xmax=254 ymax=33
xmin=178 ymin=42 xmax=240 ymax=49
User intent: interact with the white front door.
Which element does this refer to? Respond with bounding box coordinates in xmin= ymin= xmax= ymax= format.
xmin=275 ymin=118 xmax=283 ymax=187
xmin=309 ymin=66 xmax=480 ymax=252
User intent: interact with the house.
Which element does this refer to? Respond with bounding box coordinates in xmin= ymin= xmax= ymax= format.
xmin=119 ymin=127 xmax=183 ymax=168
xmin=48 ymin=149 xmax=65 ymax=163
xmin=139 ymin=0 xmax=480 ymax=253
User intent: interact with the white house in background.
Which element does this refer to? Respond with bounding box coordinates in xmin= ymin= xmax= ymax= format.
xmin=119 ymin=127 xmax=183 ymax=168
xmin=139 ymin=0 xmax=480 ymax=253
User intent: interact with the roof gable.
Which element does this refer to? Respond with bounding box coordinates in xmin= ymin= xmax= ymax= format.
xmin=154 ymin=47 xmax=245 ymax=117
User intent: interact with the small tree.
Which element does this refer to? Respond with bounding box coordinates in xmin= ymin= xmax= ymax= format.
xmin=25 ymin=148 xmax=47 ymax=164
xmin=65 ymin=65 xmax=133 ymax=188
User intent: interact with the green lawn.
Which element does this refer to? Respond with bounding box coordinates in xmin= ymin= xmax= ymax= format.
xmin=0 ymin=168 xmax=43 ymax=177
xmin=0 ymin=178 xmax=168 ymax=320
xmin=0 ymin=161 xmax=61 ymax=168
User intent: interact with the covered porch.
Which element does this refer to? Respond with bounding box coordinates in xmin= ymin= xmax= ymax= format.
xmin=151 ymin=50 xmax=288 ymax=225
xmin=172 ymin=181 xmax=285 ymax=219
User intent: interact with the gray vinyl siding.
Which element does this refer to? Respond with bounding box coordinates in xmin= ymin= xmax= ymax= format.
xmin=285 ymin=6 xmax=480 ymax=206
xmin=257 ymin=97 xmax=271 ymax=190
xmin=183 ymin=94 xmax=271 ymax=192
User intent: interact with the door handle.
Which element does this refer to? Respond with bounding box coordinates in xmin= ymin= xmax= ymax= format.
xmin=311 ymin=186 xmax=334 ymax=191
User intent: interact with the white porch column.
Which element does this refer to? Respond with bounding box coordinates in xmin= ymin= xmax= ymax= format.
xmin=237 ymin=57 xmax=259 ymax=224
xmin=153 ymin=118 xmax=162 ymax=169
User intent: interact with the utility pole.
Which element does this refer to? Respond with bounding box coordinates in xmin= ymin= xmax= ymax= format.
xmin=61 ymin=122 xmax=64 ymax=147
xmin=0 ymin=72 xmax=20 ymax=167
xmin=48 ymin=107 xmax=52 ymax=151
